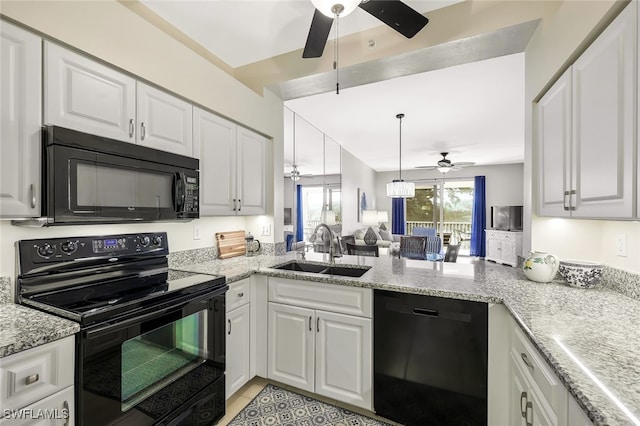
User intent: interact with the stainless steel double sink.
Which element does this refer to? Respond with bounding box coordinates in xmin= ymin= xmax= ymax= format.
xmin=272 ymin=260 xmax=371 ymax=278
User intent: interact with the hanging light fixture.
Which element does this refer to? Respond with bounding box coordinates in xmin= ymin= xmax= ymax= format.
xmin=290 ymin=112 xmax=301 ymax=181
xmin=310 ymin=0 xmax=361 ymax=19
xmin=387 ymin=113 xmax=415 ymax=198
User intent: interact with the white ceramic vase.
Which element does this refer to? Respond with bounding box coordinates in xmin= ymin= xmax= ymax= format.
xmin=523 ymin=251 xmax=560 ymax=283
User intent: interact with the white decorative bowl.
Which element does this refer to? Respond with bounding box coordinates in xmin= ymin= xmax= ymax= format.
xmin=558 ymin=260 xmax=603 ymax=289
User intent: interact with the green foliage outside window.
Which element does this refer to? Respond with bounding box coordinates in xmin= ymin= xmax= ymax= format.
xmin=406 ymin=185 xmax=474 ymax=223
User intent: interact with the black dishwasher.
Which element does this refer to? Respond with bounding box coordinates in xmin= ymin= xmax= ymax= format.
xmin=374 ymin=290 xmax=488 ymax=426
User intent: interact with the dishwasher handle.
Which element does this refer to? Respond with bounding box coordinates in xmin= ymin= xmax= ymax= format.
xmin=413 ymin=307 xmax=438 ymax=317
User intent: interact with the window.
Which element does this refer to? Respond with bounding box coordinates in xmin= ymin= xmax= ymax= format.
xmin=301 ymin=185 xmax=341 ymax=241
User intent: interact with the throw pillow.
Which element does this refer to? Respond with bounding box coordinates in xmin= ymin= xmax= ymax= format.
xmin=379 ymin=229 xmax=393 ymax=241
xmin=353 ymin=229 xmax=365 ymax=239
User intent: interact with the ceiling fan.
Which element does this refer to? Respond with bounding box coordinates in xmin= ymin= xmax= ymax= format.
xmin=285 ymin=164 xmax=314 ymax=181
xmin=416 ymin=152 xmax=476 ymax=174
xmin=303 ymin=0 xmax=429 ymax=59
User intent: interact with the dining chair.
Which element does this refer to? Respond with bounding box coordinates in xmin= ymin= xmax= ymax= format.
xmin=340 ymin=235 xmax=356 ymax=253
xmin=425 ymin=235 xmax=442 ymax=256
xmin=399 ymin=236 xmax=426 ymax=259
xmin=346 ymin=242 xmax=379 ymax=257
xmin=444 ymin=244 xmax=461 ymax=262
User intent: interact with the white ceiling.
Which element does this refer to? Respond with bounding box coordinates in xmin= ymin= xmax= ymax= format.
xmin=140 ymin=0 xmax=526 ymax=173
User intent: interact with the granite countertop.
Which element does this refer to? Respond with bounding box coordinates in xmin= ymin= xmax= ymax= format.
xmin=0 ymin=276 xmax=80 ymax=357
xmin=173 ymin=252 xmax=640 ymax=426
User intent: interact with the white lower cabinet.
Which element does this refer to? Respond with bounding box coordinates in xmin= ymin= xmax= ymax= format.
xmin=225 ymin=278 xmax=252 ymax=398
xmin=0 ymin=336 xmax=75 ymax=425
xmin=485 ymin=230 xmax=523 ymax=267
xmin=267 ymin=278 xmax=372 ymax=410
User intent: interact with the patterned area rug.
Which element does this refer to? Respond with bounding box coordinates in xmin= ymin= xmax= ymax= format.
xmin=228 ymin=384 xmax=392 ymax=426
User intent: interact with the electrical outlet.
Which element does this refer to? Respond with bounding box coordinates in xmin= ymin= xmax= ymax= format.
xmin=616 ymin=234 xmax=627 ymax=257
xmin=193 ymin=225 xmax=201 ymax=240
xmin=261 ymin=224 xmax=271 ymax=236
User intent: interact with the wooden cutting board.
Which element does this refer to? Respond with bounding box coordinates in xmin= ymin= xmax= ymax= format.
xmin=216 ymin=231 xmax=246 ymax=259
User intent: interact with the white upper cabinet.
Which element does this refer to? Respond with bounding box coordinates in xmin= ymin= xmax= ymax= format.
xmin=136 ymin=82 xmax=193 ymax=156
xmin=44 ymin=41 xmax=136 ymax=142
xmin=194 ymin=107 xmax=267 ymax=216
xmin=1 ymin=22 xmax=42 ymax=218
xmin=45 ymin=42 xmax=193 ymax=156
xmin=236 ymin=126 xmax=268 ymax=215
xmin=571 ymin=1 xmax=635 ymax=218
xmin=537 ymin=69 xmax=572 ymax=217
xmin=536 ymin=2 xmax=636 ymax=219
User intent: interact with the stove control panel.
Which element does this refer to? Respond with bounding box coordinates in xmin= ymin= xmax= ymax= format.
xmin=18 ymin=233 xmax=169 ymax=272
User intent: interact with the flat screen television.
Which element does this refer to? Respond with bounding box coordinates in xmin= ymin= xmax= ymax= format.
xmin=491 ymin=205 xmax=523 ymax=231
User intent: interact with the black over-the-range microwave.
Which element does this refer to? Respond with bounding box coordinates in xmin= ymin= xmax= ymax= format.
xmin=26 ymin=126 xmax=200 ymax=226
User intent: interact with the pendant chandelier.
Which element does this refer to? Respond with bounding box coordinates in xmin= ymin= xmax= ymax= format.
xmin=386 ymin=113 xmax=415 ymax=198
xmin=290 ymin=112 xmax=301 ymax=181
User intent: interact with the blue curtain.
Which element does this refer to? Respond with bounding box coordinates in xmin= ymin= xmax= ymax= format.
xmin=470 ymin=176 xmax=486 ymax=257
xmin=296 ymin=185 xmax=304 ymax=242
xmin=391 ymin=198 xmax=405 ymax=235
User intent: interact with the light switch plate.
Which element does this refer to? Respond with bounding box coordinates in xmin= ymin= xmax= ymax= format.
xmin=261 ymin=224 xmax=271 ymax=236
xmin=616 ymin=234 xmax=627 ymax=257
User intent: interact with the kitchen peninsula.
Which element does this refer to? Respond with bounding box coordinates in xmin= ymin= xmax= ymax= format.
xmin=3 ymin=253 xmax=640 ymax=426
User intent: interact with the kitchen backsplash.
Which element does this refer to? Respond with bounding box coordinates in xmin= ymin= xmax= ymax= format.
xmin=602 ymin=266 xmax=640 ymax=301
xmin=0 ymin=277 xmax=10 ymax=304
xmin=169 ymin=242 xmax=285 ymax=268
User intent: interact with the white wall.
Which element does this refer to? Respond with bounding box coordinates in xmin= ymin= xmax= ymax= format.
xmin=341 ymin=149 xmax=377 ymax=235
xmin=375 ymin=164 xmax=525 ymax=232
xmin=0 ymin=0 xmax=284 ymax=279
xmin=523 ymin=0 xmax=640 ymax=273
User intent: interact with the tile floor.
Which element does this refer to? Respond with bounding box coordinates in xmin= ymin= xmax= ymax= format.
xmin=218 ymin=378 xmax=401 ymax=426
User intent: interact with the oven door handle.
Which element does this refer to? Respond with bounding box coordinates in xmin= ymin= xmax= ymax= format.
xmin=85 ymin=302 xmax=189 ymax=339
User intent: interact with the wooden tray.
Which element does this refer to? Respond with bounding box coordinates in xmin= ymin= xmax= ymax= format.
xmin=215 ymin=231 xmax=246 ymax=259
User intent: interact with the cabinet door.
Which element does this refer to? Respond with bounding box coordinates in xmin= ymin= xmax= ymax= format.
xmin=236 ymin=126 xmax=267 ymax=215
xmin=510 ymin=360 xmax=555 ymax=426
xmin=0 ymin=22 xmax=41 ymax=218
xmin=568 ymin=396 xmax=593 ymax=426
xmin=315 ymin=310 xmax=372 ymax=410
xmin=193 ymin=108 xmax=236 ymax=215
xmin=536 ymin=68 xmax=572 ymax=217
xmin=226 ymin=304 xmax=251 ymax=398
xmin=571 ymin=2 xmax=635 ymax=218
xmin=485 ymin=232 xmax=500 ymax=262
xmin=509 ymin=360 xmax=528 ymax=426
xmin=136 ymin=82 xmax=193 ymax=156
xmin=267 ymin=303 xmax=314 ymax=392
xmin=501 ymin=234 xmax=518 ymax=266
xmin=44 ymin=42 xmax=136 ymax=142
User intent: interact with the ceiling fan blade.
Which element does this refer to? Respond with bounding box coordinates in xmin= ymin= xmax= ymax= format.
xmin=415 ymin=165 xmax=437 ymax=170
xmin=303 ymin=9 xmax=334 ymax=58
xmin=358 ymin=0 xmax=429 ymax=39
xmin=453 ymin=162 xmax=476 ymax=167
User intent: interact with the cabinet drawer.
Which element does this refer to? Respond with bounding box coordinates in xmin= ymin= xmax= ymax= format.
xmin=511 ymin=325 xmax=566 ymax=418
xmin=0 ymin=386 xmax=74 ymax=425
xmin=0 ymin=336 xmax=74 ymax=414
xmin=269 ymin=277 xmax=372 ymax=318
xmin=226 ymin=278 xmax=251 ymax=312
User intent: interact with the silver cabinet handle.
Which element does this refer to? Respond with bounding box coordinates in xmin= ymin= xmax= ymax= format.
xmin=525 ymin=401 xmax=533 ymax=426
xmin=563 ymin=190 xmax=570 ymax=211
xmin=233 ymin=199 xmax=237 ymax=211
xmin=140 ymin=122 xmax=146 ymax=140
xmin=25 ymin=373 xmax=39 ymax=385
xmin=569 ymin=189 xmax=577 ymax=211
xmin=521 ymin=353 xmax=534 ymax=371
xmin=238 ymin=199 xmax=241 ymax=211
xmin=238 ymin=292 xmax=244 ymax=297
xmin=317 ymin=317 xmax=320 ymax=333
xmin=129 ymin=119 xmax=134 ymax=138
xmin=309 ymin=316 xmax=312 ymax=331
xmin=520 ymin=391 xmax=528 ymax=418
xmin=227 ymin=319 xmax=231 ymax=335
xmin=63 ymin=400 xmax=70 ymax=426
xmin=29 ymin=184 xmax=36 ymax=209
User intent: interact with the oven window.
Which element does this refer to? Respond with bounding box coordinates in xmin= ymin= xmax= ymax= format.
xmin=121 ymin=310 xmax=208 ymax=411
xmin=76 ymin=162 xmax=173 ymax=209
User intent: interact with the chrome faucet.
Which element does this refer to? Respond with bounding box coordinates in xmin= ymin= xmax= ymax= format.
xmin=313 ymin=223 xmax=342 ymax=263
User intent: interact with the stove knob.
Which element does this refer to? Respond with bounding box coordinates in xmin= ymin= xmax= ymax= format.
xmin=37 ymin=243 xmax=56 ymax=258
xmin=61 ymin=241 xmax=78 ymax=254
xmin=140 ymin=236 xmax=150 ymax=247
xmin=151 ymin=235 xmax=162 ymax=246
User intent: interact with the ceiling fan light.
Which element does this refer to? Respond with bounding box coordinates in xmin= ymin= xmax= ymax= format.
xmin=437 ymin=166 xmax=451 ymax=174
xmin=311 ymin=0 xmax=361 ymax=18
xmin=387 ymin=180 xmax=415 ymax=198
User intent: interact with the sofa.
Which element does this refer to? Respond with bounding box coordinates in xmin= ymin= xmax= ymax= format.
xmin=353 ymin=226 xmax=400 ymax=247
